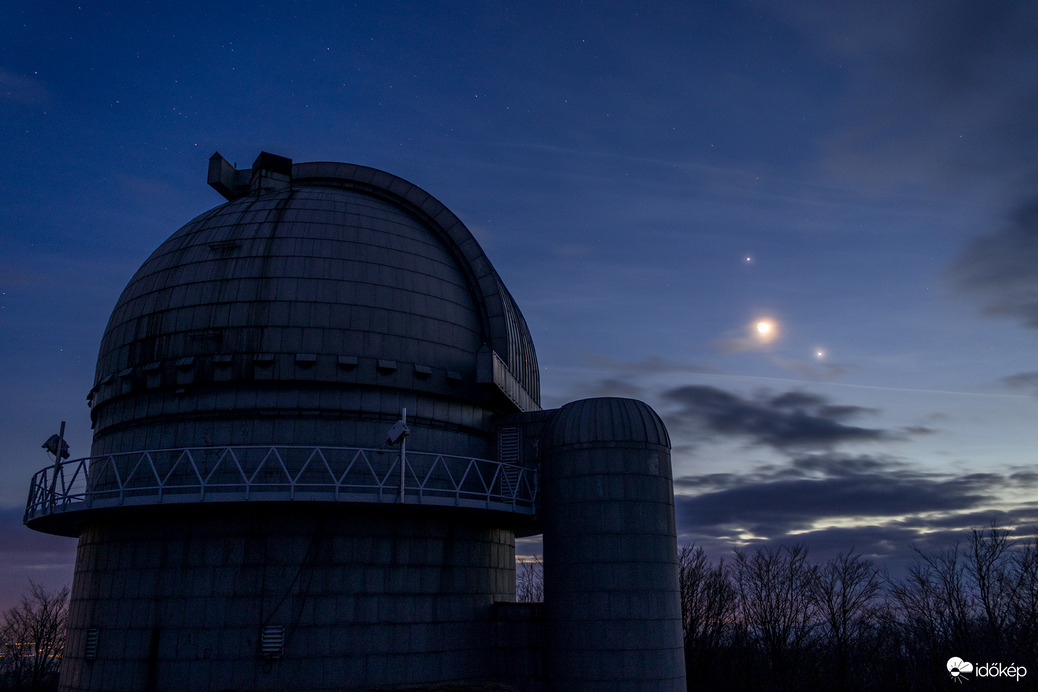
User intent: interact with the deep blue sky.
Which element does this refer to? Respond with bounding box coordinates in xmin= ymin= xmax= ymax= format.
xmin=3 ymin=1 xmax=1038 ymax=610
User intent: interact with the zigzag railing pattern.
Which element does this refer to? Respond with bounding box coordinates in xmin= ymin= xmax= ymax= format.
xmin=25 ymin=446 xmax=538 ymax=522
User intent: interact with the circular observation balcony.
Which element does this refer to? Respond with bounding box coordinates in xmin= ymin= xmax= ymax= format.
xmin=24 ymin=445 xmax=539 ymax=537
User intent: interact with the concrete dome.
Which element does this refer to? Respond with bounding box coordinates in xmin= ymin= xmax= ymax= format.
xmin=544 ymin=397 xmax=670 ymax=450
xmin=88 ymin=154 xmax=539 ymax=456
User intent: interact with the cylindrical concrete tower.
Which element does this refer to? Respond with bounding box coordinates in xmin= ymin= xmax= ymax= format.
xmin=541 ymin=398 xmax=686 ymax=692
xmin=25 ymin=153 xmax=541 ymax=691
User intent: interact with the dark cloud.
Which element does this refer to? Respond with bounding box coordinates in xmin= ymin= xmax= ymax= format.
xmin=662 ymin=385 xmax=890 ymax=450
xmin=779 ymin=3 xmax=1038 ymax=337
xmin=554 ymin=354 xmax=716 ymax=410
xmin=777 ymin=2 xmax=1038 ymax=193
xmin=916 ymin=5 xmax=1038 ymax=331
xmin=673 ymin=453 xmax=1038 ymax=573
xmin=1003 ymin=371 xmax=1038 ymax=392
xmin=768 ymin=391 xmax=828 ymax=409
xmin=678 ymin=477 xmax=967 ymax=531
xmin=789 ymin=453 xmax=900 ymax=477
xmin=1009 ymin=469 xmax=1038 ymax=484
xmin=948 ymin=203 xmax=1038 ymax=328
xmin=785 ymin=2 xmax=1038 ymax=330
xmin=901 ymin=426 xmax=937 ymax=436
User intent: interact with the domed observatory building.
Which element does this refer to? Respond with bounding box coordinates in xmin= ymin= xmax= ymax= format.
xmin=25 ymin=153 xmax=685 ymax=692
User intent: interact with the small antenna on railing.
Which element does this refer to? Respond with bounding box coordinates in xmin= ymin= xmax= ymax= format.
xmin=384 ymin=409 xmax=410 ymax=502
xmin=43 ymin=421 xmax=68 ymax=512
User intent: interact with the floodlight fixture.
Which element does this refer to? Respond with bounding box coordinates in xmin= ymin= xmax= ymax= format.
xmin=42 ymin=434 xmax=70 ymax=459
xmin=385 ymin=419 xmax=409 ymax=447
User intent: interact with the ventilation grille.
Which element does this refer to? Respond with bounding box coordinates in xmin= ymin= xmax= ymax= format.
xmin=85 ymin=627 xmax=99 ymax=660
xmin=260 ymin=625 xmax=284 ymax=659
xmin=498 ymin=426 xmax=520 ymax=464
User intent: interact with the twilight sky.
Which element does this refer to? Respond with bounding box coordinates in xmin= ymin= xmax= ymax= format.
xmin=3 ymin=1 xmax=1038 ymax=610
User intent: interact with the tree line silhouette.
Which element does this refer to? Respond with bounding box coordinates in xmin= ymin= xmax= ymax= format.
xmin=680 ymin=524 xmax=1038 ymax=691
xmin=0 ymin=582 xmax=67 ymax=692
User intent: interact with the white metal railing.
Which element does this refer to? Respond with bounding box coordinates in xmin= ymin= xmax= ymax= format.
xmin=24 ymin=445 xmax=537 ymax=523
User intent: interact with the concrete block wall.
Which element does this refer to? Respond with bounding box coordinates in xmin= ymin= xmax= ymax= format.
xmin=492 ymin=602 xmax=545 ymax=692
xmin=61 ymin=504 xmax=516 ymax=691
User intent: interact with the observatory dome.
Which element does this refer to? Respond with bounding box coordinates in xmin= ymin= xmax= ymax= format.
xmin=26 ymin=152 xmax=686 ymax=692
xmin=544 ymin=397 xmax=670 ymax=450
xmin=87 ymin=154 xmax=539 ymax=457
